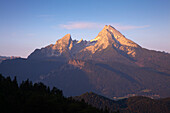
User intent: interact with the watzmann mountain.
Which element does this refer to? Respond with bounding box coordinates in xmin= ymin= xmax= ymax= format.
xmin=0 ymin=25 xmax=170 ymax=99
xmin=29 ymin=25 xmax=140 ymax=61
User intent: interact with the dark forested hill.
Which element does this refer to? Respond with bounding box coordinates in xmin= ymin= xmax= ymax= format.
xmin=74 ymin=92 xmax=170 ymax=113
xmin=0 ymin=74 xmax=105 ymax=113
xmin=1 ymin=73 xmax=169 ymax=113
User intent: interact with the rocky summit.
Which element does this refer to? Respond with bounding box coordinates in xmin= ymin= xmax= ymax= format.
xmin=28 ymin=25 xmax=140 ymax=60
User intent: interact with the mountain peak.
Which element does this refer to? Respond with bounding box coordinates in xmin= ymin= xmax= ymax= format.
xmin=29 ymin=25 xmax=141 ymax=59
xmin=103 ymin=25 xmax=115 ymax=29
xmin=51 ymin=34 xmax=73 ymax=55
xmin=55 ymin=33 xmax=72 ymax=45
xmin=101 ymin=25 xmax=124 ymax=38
xmin=88 ymin=25 xmax=140 ymax=57
xmin=102 ymin=25 xmax=139 ymax=47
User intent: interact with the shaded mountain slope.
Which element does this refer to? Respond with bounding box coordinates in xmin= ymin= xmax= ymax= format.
xmin=0 ymin=58 xmax=65 ymax=82
xmin=74 ymin=92 xmax=170 ymax=113
xmin=38 ymin=59 xmax=170 ymax=98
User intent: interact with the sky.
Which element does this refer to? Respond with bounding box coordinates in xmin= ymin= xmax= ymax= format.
xmin=0 ymin=0 xmax=170 ymax=58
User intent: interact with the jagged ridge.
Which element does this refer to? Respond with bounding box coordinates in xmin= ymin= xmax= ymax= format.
xmin=28 ymin=25 xmax=141 ymax=60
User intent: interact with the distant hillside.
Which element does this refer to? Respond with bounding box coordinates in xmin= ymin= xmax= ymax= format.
xmin=0 ymin=56 xmax=20 ymax=63
xmin=74 ymin=92 xmax=170 ymax=113
xmin=0 ymin=56 xmax=10 ymax=63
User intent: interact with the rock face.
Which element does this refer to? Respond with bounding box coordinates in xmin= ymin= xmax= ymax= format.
xmin=68 ymin=60 xmax=85 ymax=69
xmin=87 ymin=25 xmax=140 ymax=57
xmin=28 ymin=25 xmax=141 ymax=61
xmin=28 ymin=34 xmax=73 ymax=60
xmin=0 ymin=25 xmax=170 ymax=99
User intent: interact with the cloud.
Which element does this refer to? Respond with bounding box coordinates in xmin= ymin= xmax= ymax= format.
xmin=60 ymin=22 xmax=103 ymax=30
xmin=59 ymin=22 xmax=150 ymax=30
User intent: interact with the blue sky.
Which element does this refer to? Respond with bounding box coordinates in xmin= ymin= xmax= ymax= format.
xmin=0 ymin=0 xmax=170 ymax=57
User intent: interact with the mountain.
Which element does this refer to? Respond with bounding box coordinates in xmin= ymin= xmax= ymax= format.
xmin=28 ymin=25 xmax=140 ymax=62
xmin=0 ymin=25 xmax=170 ymax=99
xmin=28 ymin=25 xmax=170 ymax=73
xmin=0 ymin=56 xmax=20 ymax=63
xmin=74 ymin=92 xmax=170 ymax=113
